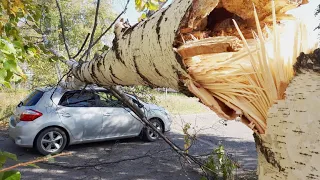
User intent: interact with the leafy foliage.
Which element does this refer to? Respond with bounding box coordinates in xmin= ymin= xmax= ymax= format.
xmin=202 ymin=145 xmax=238 ymax=180
xmin=181 ymin=123 xmax=237 ymax=179
xmin=0 ymin=0 xmax=41 ymax=87
xmin=0 ymin=150 xmax=60 ymax=180
xmin=1 ymin=0 xmax=116 ymax=88
xmin=135 ymin=0 xmax=166 ymax=11
xmin=183 ymin=123 xmax=192 ymax=153
xmin=0 ymin=151 xmax=20 ymax=180
xmin=135 ymin=0 xmax=167 ymax=21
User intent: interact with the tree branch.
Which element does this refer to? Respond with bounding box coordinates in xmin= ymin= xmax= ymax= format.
xmin=73 ymin=33 xmax=90 ymax=59
xmin=107 ymin=86 xmax=205 ymax=169
xmin=79 ymin=0 xmax=130 ymax=60
xmin=55 ymin=0 xmax=71 ymax=59
xmin=86 ymin=0 xmax=101 ymax=61
xmin=0 ymin=152 xmax=72 ymax=173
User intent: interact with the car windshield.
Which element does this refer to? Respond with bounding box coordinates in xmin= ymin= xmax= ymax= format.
xmin=21 ymin=90 xmax=44 ymax=106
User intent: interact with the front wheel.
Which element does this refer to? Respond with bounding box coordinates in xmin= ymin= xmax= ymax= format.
xmin=143 ymin=119 xmax=163 ymax=142
xmin=35 ymin=127 xmax=67 ymax=155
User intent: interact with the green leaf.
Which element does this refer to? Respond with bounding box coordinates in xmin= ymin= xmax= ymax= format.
xmin=4 ymin=60 xmax=17 ymax=71
xmin=27 ymin=47 xmax=37 ymax=57
xmin=138 ymin=13 xmax=147 ymax=22
xmin=0 ymin=39 xmax=16 ymax=55
xmin=102 ymin=45 xmax=109 ymax=51
xmin=1 ymin=151 xmax=17 ymax=161
xmin=0 ymin=155 xmax=7 ymax=168
xmin=0 ymin=170 xmax=21 ymax=180
xmin=27 ymin=163 xmax=40 ymax=168
xmin=200 ymin=177 xmax=208 ymax=180
xmin=0 ymin=68 xmax=8 ymax=82
xmin=135 ymin=0 xmax=146 ymax=11
xmin=147 ymin=0 xmax=159 ymax=11
xmin=3 ymin=81 xmax=11 ymax=88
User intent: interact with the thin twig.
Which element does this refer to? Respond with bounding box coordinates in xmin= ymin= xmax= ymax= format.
xmin=73 ymin=33 xmax=90 ymax=59
xmin=0 ymin=152 xmax=72 ymax=173
xmin=86 ymin=0 xmax=101 ymax=61
xmin=108 ymin=86 xmax=205 ymax=169
xmin=49 ymin=68 xmax=73 ymax=103
xmin=79 ymin=0 xmax=130 ymax=60
xmin=55 ymin=0 xmax=71 ymax=59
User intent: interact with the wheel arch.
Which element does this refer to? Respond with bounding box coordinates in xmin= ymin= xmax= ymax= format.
xmin=33 ymin=125 xmax=71 ymax=147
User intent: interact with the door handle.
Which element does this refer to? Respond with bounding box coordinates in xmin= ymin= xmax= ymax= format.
xmin=103 ymin=113 xmax=111 ymax=116
xmin=60 ymin=113 xmax=71 ymax=118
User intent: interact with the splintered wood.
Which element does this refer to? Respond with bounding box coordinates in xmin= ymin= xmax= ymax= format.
xmin=177 ymin=36 xmax=242 ymax=58
xmin=179 ymin=3 xmax=317 ymax=134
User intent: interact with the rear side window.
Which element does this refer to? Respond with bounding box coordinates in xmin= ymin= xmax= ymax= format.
xmin=59 ymin=91 xmax=96 ymax=107
xmin=22 ymin=90 xmax=44 ymax=106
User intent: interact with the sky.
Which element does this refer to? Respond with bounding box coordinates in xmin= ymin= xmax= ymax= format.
xmin=111 ymin=0 xmax=172 ymax=24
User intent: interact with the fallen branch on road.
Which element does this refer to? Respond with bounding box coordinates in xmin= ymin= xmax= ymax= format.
xmin=0 ymin=152 xmax=72 ymax=173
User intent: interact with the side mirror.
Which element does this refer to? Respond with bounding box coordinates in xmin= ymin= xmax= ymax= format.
xmin=137 ymin=103 xmax=144 ymax=108
xmin=132 ymin=99 xmax=144 ymax=108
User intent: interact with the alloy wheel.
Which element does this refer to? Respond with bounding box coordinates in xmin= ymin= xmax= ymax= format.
xmin=147 ymin=121 xmax=162 ymax=140
xmin=40 ymin=131 xmax=64 ymax=153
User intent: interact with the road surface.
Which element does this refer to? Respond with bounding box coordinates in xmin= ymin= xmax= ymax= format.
xmin=0 ymin=113 xmax=257 ymax=180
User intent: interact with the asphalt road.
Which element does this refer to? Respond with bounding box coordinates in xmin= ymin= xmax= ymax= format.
xmin=0 ymin=113 xmax=257 ymax=180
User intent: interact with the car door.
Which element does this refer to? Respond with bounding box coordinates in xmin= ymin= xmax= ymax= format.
xmin=96 ymin=91 xmax=143 ymax=139
xmin=58 ymin=90 xmax=103 ymax=141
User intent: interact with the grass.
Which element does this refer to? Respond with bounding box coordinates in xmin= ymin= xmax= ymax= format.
xmin=0 ymin=90 xmax=30 ymax=128
xmin=153 ymin=92 xmax=211 ymax=115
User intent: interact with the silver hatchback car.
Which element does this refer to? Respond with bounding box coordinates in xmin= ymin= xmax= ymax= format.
xmin=9 ymin=86 xmax=171 ymax=155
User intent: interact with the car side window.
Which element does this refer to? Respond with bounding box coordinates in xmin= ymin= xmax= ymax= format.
xmin=95 ymin=91 xmax=124 ymax=108
xmin=59 ymin=91 xmax=97 ymax=107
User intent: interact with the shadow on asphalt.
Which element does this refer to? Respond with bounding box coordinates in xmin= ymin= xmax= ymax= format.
xmin=0 ymin=127 xmax=257 ymax=180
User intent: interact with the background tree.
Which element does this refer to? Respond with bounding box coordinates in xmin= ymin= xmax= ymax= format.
xmin=0 ymin=0 xmax=42 ymax=88
xmin=2 ymin=0 xmax=116 ymax=88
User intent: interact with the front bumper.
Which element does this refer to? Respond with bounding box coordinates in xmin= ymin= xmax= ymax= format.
xmin=9 ymin=116 xmax=36 ymax=148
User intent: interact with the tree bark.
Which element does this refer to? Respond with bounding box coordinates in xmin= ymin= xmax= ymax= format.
xmin=67 ymin=0 xmax=300 ymax=92
xmin=67 ymin=0 xmax=200 ymax=92
xmin=254 ymin=71 xmax=320 ymax=179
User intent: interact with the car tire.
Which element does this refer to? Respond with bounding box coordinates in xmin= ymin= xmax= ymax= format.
xmin=143 ymin=119 xmax=163 ymax=142
xmin=35 ymin=127 xmax=67 ymax=155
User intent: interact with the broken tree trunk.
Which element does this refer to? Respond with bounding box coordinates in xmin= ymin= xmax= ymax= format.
xmin=62 ymin=0 xmax=320 ymax=179
xmin=255 ymin=70 xmax=320 ymax=180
